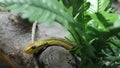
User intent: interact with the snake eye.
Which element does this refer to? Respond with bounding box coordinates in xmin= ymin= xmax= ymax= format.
xmin=31 ymin=46 xmax=36 ymax=49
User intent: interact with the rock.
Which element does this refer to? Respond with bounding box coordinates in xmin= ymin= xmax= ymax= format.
xmin=0 ymin=49 xmax=25 ymax=68
xmin=38 ymin=46 xmax=76 ymax=68
xmin=0 ymin=12 xmax=73 ymax=68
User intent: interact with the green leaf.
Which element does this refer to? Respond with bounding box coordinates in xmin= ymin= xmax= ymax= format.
xmin=87 ymin=0 xmax=110 ymax=13
xmin=95 ymin=12 xmax=112 ymax=27
xmin=61 ymin=0 xmax=72 ymax=8
xmin=101 ymin=12 xmax=120 ymax=25
xmin=89 ymin=13 xmax=107 ymax=31
xmin=90 ymin=12 xmax=120 ymax=31
xmin=72 ymin=0 xmax=85 ymax=17
xmin=113 ymin=20 xmax=120 ymax=28
xmin=97 ymin=0 xmax=111 ymax=12
xmin=0 ymin=0 xmax=74 ymax=27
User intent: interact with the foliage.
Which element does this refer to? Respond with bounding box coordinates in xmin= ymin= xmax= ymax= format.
xmin=0 ymin=0 xmax=120 ymax=68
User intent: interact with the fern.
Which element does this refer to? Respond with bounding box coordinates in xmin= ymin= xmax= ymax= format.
xmin=87 ymin=0 xmax=110 ymax=13
xmin=0 ymin=0 xmax=74 ymax=28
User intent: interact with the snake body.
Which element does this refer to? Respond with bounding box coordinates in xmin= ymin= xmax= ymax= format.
xmin=24 ymin=38 xmax=74 ymax=54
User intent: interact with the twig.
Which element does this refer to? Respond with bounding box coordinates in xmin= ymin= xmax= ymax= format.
xmin=31 ymin=21 xmax=39 ymax=68
xmin=31 ymin=21 xmax=38 ymax=42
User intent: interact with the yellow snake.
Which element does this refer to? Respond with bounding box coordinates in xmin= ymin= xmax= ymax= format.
xmin=24 ymin=38 xmax=74 ymax=54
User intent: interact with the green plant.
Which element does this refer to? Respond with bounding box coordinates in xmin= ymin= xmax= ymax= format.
xmin=0 ymin=0 xmax=120 ymax=68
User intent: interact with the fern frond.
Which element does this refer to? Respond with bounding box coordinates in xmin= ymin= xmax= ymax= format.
xmin=0 ymin=0 xmax=74 ymax=27
xmin=87 ymin=0 xmax=110 ymax=13
xmin=98 ymin=0 xmax=111 ymax=12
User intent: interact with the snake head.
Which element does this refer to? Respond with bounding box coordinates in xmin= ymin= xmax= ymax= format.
xmin=24 ymin=41 xmax=47 ymax=54
xmin=24 ymin=42 xmax=38 ymax=54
